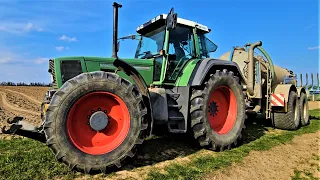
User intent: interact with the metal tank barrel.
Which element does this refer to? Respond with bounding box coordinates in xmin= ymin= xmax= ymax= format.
xmin=219 ymin=44 xmax=295 ymax=88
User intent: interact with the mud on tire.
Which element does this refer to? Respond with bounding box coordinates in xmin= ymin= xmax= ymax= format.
xmin=273 ymin=91 xmax=300 ymax=130
xmin=43 ymin=71 xmax=148 ymax=174
xmin=189 ymin=69 xmax=246 ymax=151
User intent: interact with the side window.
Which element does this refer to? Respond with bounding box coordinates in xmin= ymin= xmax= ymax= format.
xmin=198 ymin=35 xmax=208 ymax=58
xmin=198 ymin=33 xmax=218 ymax=58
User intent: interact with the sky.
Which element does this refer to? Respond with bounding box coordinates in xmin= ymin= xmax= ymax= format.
xmin=0 ymin=0 xmax=318 ymax=84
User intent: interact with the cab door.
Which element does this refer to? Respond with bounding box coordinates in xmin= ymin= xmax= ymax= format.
xmin=162 ymin=26 xmax=196 ymax=83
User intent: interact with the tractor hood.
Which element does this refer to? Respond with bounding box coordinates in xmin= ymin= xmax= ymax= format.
xmin=51 ymin=56 xmax=154 ymax=88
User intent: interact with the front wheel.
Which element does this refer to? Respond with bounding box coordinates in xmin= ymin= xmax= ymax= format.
xmin=44 ymin=71 xmax=148 ymax=173
xmin=189 ymin=69 xmax=246 ymax=151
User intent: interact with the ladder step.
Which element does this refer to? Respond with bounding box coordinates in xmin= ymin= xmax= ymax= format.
xmin=167 ymin=93 xmax=180 ymax=100
xmin=168 ymin=116 xmax=184 ymax=121
xmin=168 ymin=104 xmax=182 ymax=109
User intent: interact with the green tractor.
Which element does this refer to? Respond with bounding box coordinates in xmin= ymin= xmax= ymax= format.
xmin=4 ymin=2 xmax=262 ymax=173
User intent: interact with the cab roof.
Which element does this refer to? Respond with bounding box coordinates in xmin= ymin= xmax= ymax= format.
xmin=136 ymin=14 xmax=210 ymax=35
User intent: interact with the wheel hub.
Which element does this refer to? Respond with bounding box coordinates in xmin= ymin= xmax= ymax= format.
xmin=89 ymin=111 xmax=108 ymax=131
xmin=209 ymin=101 xmax=218 ymax=117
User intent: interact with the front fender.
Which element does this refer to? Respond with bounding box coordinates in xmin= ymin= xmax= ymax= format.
xmin=113 ymin=58 xmax=153 ymax=137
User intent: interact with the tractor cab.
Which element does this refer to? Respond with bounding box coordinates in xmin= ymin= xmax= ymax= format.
xmin=122 ymin=11 xmax=218 ymax=84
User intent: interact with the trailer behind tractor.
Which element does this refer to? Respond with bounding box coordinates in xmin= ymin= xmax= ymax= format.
xmin=3 ymin=2 xmax=309 ymax=174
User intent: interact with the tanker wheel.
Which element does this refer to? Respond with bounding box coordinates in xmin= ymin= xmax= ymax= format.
xmin=299 ymin=92 xmax=309 ymax=126
xmin=190 ymin=69 xmax=246 ymax=151
xmin=273 ymin=91 xmax=300 ymax=130
xmin=43 ymin=71 xmax=148 ymax=174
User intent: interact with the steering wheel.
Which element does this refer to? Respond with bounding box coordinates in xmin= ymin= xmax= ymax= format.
xmin=137 ymin=51 xmax=152 ymax=59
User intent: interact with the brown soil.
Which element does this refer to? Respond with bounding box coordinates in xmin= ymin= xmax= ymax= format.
xmin=309 ymin=101 xmax=320 ymax=110
xmin=2 ymin=90 xmax=40 ymax=112
xmin=206 ymin=131 xmax=320 ymax=180
xmin=0 ymin=86 xmax=48 ymax=102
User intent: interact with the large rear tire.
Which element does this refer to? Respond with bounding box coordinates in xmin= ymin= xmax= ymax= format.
xmin=189 ymin=69 xmax=246 ymax=151
xmin=43 ymin=71 xmax=148 ymax=173
xmin=273 ymin=91 xmax=300 ymax=130
xmin=299 ymin=92 xmax=309 ymax=126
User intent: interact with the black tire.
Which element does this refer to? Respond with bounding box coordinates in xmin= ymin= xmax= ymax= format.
xmin=189 ymin=69 xmax=246 ymax=151
xmin=43 ymin=71 xmax=148 ymax=174
xmin=273 ymin=91 xmax=300 ymax=130
xmin=299 ymin=92 xmax=309 ymax=126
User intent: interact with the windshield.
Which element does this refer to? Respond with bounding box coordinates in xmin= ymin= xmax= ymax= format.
xmin=134 ymin=26 xmax=166 ymax=59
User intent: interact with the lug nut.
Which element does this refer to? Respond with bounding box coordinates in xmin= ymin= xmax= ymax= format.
xmin=104 ymin=110 xmax=107 ymax=113
xmin=98 ymin=108 xmax=101 ymax=111
xmin=91 ymin=110 xmax=95 ymax=113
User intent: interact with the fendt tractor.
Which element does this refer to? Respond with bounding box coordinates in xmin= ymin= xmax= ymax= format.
xmin=3 ymin=2 xmax=309 ymax=174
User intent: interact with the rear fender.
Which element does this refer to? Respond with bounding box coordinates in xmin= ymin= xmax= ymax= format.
xmin=188 ymin=58 xmax=246 ymax=86
xmin=113 ymin=58 xmax=153 ymax=137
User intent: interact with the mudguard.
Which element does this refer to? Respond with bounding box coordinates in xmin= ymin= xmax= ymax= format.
xmin=188 ymin=58 xmax=246 ymax=86
xmin=113 ymin=58 xmax=153 ymax=137
xmin=272 ymin=84 xmax=297 ymax=112
xmin=296 ymin=87 xmax=307 ymax=98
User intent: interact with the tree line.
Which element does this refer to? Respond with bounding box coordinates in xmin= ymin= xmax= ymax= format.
xmin=0 ymin=82 xmax=51 ymax=87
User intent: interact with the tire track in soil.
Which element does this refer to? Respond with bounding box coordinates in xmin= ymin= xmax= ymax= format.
xmin=0 ymin=92 xmax=38 ymax=116
xmin=3 ymin=89 xmax=42 ymax=105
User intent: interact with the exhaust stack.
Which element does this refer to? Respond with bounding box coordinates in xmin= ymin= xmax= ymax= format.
xmin=112 ymin=2 xmax=122 ymax=58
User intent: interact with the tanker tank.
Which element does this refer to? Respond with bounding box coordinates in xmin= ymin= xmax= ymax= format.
xmin=219 ymin=47 xmax=297 ymax=89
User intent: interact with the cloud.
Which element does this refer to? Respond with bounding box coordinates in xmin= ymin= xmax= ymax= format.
xmin=24 ymin=22 xmax=43 ymax=32
xmin=0 ymin=22 xmax=43 ymax=34
xmin=59 ymin=35 xmax=78 ymax=42
xmin=308 ymin=46 xmax=320 ymax=50
xmin=34 ymin=57 xmax=49 ymax=64
xmin=55 ymin=46 xmax=70 ymax=52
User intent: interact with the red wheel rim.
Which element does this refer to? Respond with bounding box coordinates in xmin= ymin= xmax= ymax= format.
xmin=67 ymin=92 xmax=130 ymax=155
xmin=207 ymin=86 xmax=237 ymax=134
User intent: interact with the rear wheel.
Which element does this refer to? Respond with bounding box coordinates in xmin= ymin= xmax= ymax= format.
xmin=299 ymin=92 xmax=309 ymax=126
xmin=190 ymin=69 xmax=246 ymax=151
xmin=44 ymin=71 xmax=148 ymax=173
xmin=273 ymin=91 xmax=300 ymax=130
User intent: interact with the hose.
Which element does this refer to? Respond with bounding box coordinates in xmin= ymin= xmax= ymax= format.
xmin=244 ymin=43 xmax=275 ymax=82
xmin=228 ymin=47 xmax=235 ymax=61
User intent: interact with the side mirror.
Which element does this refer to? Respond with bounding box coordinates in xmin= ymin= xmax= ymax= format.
xmin=166 ymin=8 xmax=177 ymax=30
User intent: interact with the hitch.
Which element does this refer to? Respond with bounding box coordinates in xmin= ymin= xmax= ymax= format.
xmin=2 ymin=116 xmax=46 ymax=143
